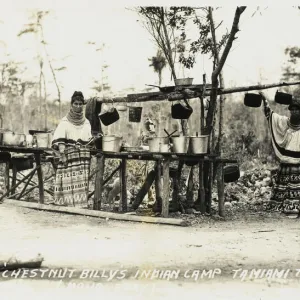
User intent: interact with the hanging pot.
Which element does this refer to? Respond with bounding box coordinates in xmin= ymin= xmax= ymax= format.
xmin=244 ymin=93 xmax=262 ymax=107
xmin=174 ymin=77 xmax=194 ymax=86
xmin=128 ymin=106 xmax=143 ymax=122
xmin=99 ymin=107 xmax=120 ymax=126
xmin=171 ymin=99 xmax=193 ymax=119
xmin=274 ymin=90 xmax=292 ymax=105
xmin=224 ymin=164 xmax=240 ymax=183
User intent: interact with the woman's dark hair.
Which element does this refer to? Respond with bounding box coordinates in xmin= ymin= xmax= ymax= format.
xmin=71 ymin=91 xmax=84 ymax=104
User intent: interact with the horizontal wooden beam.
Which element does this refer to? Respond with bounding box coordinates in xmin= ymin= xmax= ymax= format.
xmin=95 ymin=81 xmax=300 ymax=104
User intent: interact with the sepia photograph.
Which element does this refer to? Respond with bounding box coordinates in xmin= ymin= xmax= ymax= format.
xmin=0 ymin=0 xmax=300 ymax=299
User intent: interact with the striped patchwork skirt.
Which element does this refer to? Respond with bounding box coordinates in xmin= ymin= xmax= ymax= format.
xmin=266 ymin=163 xmax=300 ymax=215
xmin=53 ymin=147 xmax=91 ymax=208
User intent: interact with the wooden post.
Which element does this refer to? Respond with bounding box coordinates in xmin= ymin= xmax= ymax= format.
xmin=198 ymin=161 xmax=206 ymax=214
xmin=11 ymin=164 xmax=17 ymax=196
xmin=154 ymin=161 xmax=162 ymax=213
xmin=34 ymin=153 xmax=44 ymax=204
xmin=162 ymin=159 xmax=170 ymax=217
xmin=5 ymin=162 xmax=10 ymax=195
xmin=94 ymin=155 xmax=105 ymax=210
xmin=217 ymin=163 xmax=225 ymax=217
xmin=119 ymin=158 xmax=127 ymax=212
xmin=207 ymin=161 xmax=214 ymax=214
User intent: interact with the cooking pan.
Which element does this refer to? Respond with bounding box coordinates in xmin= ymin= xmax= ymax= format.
xmin=146 ymin=84 xmax=175 ymax=93
xmin=29 ymin=129 xmax=52 ymax=135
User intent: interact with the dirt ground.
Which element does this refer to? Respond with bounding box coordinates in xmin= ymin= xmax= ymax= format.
xmin=0 ymin=201 xmax=300 ymax=299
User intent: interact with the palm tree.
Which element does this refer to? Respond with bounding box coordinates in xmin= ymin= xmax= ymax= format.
xmin=149 ymin=50 xmax=166 ymax=86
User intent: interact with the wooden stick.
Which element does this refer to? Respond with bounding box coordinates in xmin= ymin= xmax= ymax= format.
xmin=154 ymin=162 xmax=162 ymax=212
xmin=119 ymin=159 xmax=127 ymax=212
xmin=5 ymin=162 xmax=9 ymax=195
xmin=94 ymin=155 xmax=105 ymax=210
xmin=34 ymin=153 xmax=44 ymax=204
xmin=89 ymin=163 xmax=121 ymax=198
xmin=217 ymin=163 xmax=225 ymax=217
xmin=11 ymin=164 xmax=17 ymax=195
xmin=4 ymin=199 xmax=189 ymax=227
xmin=17 ymin=168 xmax=36 ymax=200
xmin=162 ymin=159 xmax=170 ymax=217
xmin=198 ymin=161 xmax=206 ymax=214
xmin=131 ymin=170 xmax=156 ymax=210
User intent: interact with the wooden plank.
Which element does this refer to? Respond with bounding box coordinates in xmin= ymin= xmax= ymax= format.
xmin=198 ymin=161 xmax=206 ymax=214
xmin=94 ymin=155 xmax=105 ymax=210
xmin=5 ymin=162 xmax=10 ymax=195
xmin=162 ymin=160 xmax=170 ymax=217
xmin=217 ymin=163 xmax=225 ymax=217
xmin=154 ymin=162 xmax=162 ymax=213
xmin=119 ymin=158 xmax=127 ymax=212
xmin=96 ymin=81 xmax=300 ymax=104
xmin=34 ymin=154 xmax=44 ymax=204
xmin=11 ymin=164 xmax=17 ymax=196
xmin=4 ymin=199 xmax=190 ymax=227
xmin=207 ymin=161 xmax=214 ymax=215
xmin=131 ymin=170 xmax=156 ymax=210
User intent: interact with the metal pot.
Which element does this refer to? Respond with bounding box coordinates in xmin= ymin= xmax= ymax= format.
xmin=244 ymin=93 xmax=262 ymax=107
xmin=102 ymin=135 xmax=123 ymax=152
xmin=2 ymin=130 xmax=26 ymax=146
xmin=170 ymin=136 xmax=189 ymax=153
xmin=275 ymin=90 xmax=292 ymax=105
xmin=224 ymin=164 xmax=240 ymax=183
xmin=174 ymin=78 xmax=194 ymax=86
xmin=189 ymin=135 xmax=209 ymax=154
xmin=34 ymin=133 xmax=52 ymax=148
xmin=148 ymin=137 xmax=169 ymax=152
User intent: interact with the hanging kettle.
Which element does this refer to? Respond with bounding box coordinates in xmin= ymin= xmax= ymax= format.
xmin=171 ymin=99 xmax=193 ymax=119
xmin=99 ymin=107 xmax=120 ymax=126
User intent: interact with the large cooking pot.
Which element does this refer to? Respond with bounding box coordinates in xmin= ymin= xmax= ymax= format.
xmin=102 ymin=135 xmax=123 ymax=152
xmin=274 ymin=90 xmax=292 ymax=105
xmin=148 ymin=137 xmax=169 ymax=152
xmin=34 ymin=133 xmax=52 ymax=148
xmin=2 ymin=130 xmax=26 ymax=146
xmin=244 ymin=93 xmax=262 ymax=107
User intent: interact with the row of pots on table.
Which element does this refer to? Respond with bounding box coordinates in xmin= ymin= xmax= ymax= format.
xmin=100 ymin=134 xmax=240 ymax=183
xmin=0 ymin=129 xmax=52 ymax=148
xmin=101 ymin=134 xmax=209 ymax=154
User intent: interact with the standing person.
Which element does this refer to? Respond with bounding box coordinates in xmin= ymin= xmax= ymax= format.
xmin=260 ymin=91 xmax=300 ymax=217
xmin=51 ymin=91 xmax=93 ymax=208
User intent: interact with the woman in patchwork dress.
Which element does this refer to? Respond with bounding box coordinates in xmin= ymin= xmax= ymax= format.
xmin=51 ymin=91 xmax=93 ymax=208
xmin=260 ymin=91 xmax=300 ymax=217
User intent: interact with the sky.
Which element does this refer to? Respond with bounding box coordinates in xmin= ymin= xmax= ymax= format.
xmin=0 ymin=1 xmax=300 ymax=102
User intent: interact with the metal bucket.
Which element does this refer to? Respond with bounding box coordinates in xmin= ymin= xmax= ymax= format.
xmin=189 ymin=135 xmax=209 ymax=154
xmin=35 ymin=133 xmax=52 ymax=148
xmin=102 ymin=135 xmax=123 ymax=152
xmin=148 ymin=137 xmax=169 ymax=152
xmin=171 ymin=136 xmax=189 ymax=153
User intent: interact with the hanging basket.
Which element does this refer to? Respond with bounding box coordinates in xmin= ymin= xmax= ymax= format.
xmin=128 ymin=106 xmax=143 ymax=123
